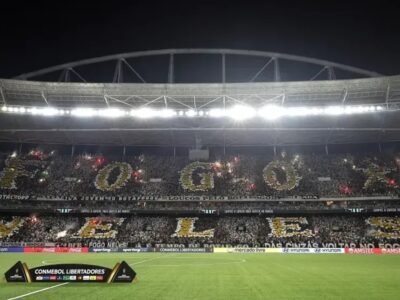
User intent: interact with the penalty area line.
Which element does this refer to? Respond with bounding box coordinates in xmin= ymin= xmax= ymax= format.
xmin=7 ymin=282 xmax=70 ymax=300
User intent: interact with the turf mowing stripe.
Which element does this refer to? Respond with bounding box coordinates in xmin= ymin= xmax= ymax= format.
xmin=6 ymin=282 xmax=70 ymax=300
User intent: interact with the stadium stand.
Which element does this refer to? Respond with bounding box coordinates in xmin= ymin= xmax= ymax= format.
xmin=1 ymin=215 xmax=399 ymax=248
xmin=1 ymin=151 xmax=400 ymax=199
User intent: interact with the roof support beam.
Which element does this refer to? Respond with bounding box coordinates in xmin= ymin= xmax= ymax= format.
xmin=273 ymin=58 xmax=281 ymax=82
xmin=221 ymin=53 xmax=226 ymax=83
xmin=41 ymin=91 xmax=49 ymax=106
xmin=69 ymin=68 xmax=87 ymax=82
xmin=249 ymin=58 xmax=273 ymax=82
xmin=104 ymin=95 xmax=134 ymax=107
xmin=15 ymin=48 xmax=382 ymax=81
xmin=0 ymin=85 xmax=6 ymax=105
xmin=341 ymin=88 xmax=348 ymax=104
xmin=379 ymin=83 xmax=392 ymax=142
xmin=327 ymin=66 xmax=336 ymax=80
xmin=168 ymin=54 xmax=174 ymax=83
xmin=197 ymin=96 xmax=223 ymax=109
xmin=122 ymin=59 xmax=146 ymax=83
xmin=65 ymin=69 xmax=71 ymax=82
xmin=385 ymin=84 xmax=391 ymax=107
xmin=113 ymin=59 xmax=124 ymax=83
xmin=58 ymin=69 xmax=67 ymax=82
xmin=310 ymin=66 xmax=327 ymax=81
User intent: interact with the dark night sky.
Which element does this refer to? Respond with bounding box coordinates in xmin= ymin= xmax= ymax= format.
xmin=1 ymin=0 xmax=399 ymax=79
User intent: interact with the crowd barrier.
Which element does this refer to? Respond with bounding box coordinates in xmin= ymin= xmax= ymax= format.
xmin=1 ymin=247 xmax=400 ymax=254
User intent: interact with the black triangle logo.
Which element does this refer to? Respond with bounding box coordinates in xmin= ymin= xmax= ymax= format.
xmin=5 ymin=261 xmax=28 ymax=282
xmin=112 ymin=261 xmax=136 ymax=283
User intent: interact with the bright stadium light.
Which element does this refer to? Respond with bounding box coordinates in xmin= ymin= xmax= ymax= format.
xmin=324 ymin=106 xmax=345 ymax=115
xmin=186 ymin=110 xmax=197 ymax=117
xmin=30 ymin=107 xmax=60 ymax=116
xmin=209 ymin=108 xmax=226 ymax=117
xmin=71 ymin=108 xmax=97 ymax=117
xmin=0 ymin=103 xmax=389 ymax=120
xmin=42 ymin=107 xmax=60 ymax=116
xmin=131 ymin=108 xmax=175 ymax=118
xmin=97 ymin=108 xmax=125 ymax=118
xmin=227 ymin=105 xmax=256 ymax=120
xmin=159 ymin=109 xmax=176 ymax=118
xmin=130 ymin=108 xmax=176 ymax=118
xmin=287 ymin=107 xmax=319 ymax=117
xmin=131 ymin=107 xmax=160 ymax=118
xmin=258 ymin=105 xmax=285 ymax=120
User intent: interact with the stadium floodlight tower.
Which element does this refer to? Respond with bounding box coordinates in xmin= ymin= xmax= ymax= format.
xmin=0 ymin=48 xmax=400 ymax=154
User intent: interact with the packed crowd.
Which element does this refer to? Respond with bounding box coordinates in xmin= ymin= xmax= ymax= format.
xmin=1 ymin=215 xmax=399 ymax=248
xmin=1 ymin=150 xmax=400 ymax=199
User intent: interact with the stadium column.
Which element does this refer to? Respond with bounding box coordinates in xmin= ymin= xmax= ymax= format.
xmin=273 ymin=58 xmax=280 ymax=82
xmin=222 ymin=53 xmax=226 ymax=83
xmin=168 ymin=54 xmax=174 ymax=83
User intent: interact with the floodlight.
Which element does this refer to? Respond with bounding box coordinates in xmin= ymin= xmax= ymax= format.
xmin=209 ymin=108 xmax=226 ymax=118
xmin=71 ymin=108 xmax=97 ymax=117
xmin=159 ymin=109 xmax=176 ymax=118
xmin=97 ymin=108 xmax=125 ymax=118
xmin=186 ymin=110 xmax=197 ymax=117
xmin=258 ymin=105 xmax=285 ymax=120
xmin=227 ymin=105 xmax=256 ymax=120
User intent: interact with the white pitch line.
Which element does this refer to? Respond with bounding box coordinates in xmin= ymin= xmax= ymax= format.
xmin=7 ymin=282 xmax=70 ymax=300
xmin=129 ymin=256 xmax=166 ymax=266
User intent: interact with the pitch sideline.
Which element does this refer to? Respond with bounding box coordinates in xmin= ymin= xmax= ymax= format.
xmin=7 ymin=282 xmax=70 ymax=300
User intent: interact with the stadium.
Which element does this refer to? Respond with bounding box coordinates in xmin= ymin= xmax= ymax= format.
xmin=1 ymin=49 xmax=400 ymax=299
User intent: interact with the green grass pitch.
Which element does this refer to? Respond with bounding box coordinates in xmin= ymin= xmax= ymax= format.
xmin=1 ymin=253 xmax=399 ymax=299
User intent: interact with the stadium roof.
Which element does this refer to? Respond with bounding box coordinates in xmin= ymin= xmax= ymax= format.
xmin=0 ymin=49 xmax=399 ymax=148
xmin=14 ymin=49 xmax=382 ymax=83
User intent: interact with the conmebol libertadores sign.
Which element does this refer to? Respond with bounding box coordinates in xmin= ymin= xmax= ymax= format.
xmin=5 ymin=261 xmax=136 ymax=283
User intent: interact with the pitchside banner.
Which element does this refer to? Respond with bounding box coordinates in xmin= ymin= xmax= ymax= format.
xmin=0 ymin=247 xmax=24 ymax=253
xmin=281 ymin=248 xmax=345 ymax=254
xmin=345 ymin=248 xmax=400 ymax=254
xmin=214 ymin=248 xmax=283 ymax=253
xmin=213 ymin=247 xmax=345 ymax=253
xmin=24 ymin=247 xmax=89 ymax=253
xmin=5 ymin=261 xmax=136 ymax=283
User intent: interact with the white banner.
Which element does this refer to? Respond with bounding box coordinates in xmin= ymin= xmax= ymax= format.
xmin=281 ymin=248 xmax=344 ymax=254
